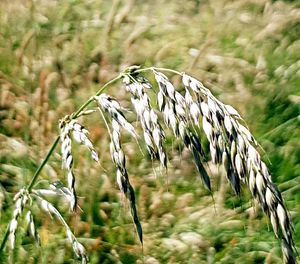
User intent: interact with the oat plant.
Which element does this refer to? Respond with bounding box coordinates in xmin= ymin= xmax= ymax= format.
xmin=0 ymin=66 xmax=297 ymax=263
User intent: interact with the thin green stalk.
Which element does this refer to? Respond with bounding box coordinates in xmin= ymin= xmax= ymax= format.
xmin=0 ymin=225 xmax=9 ymax=252
xmin=72 ymin=74 xmax=123 ymax=119
xmin=0 ymin=73 xmax=123 ymax=254
xmin=152 ymin=67 xmax=182 ymax=75
xmin=27 ymin=136 xmax=60 ymax=192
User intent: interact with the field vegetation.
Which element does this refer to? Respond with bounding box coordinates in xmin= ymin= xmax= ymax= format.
xmin=0 ymin=0 xmax=299 ymax=263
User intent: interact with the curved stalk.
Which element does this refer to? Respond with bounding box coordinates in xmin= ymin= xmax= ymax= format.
xmin=135 ymin=66 xmax=182 ymax=76
xmin=27 ymin=136 xmax=60 ymax=192
xmin=71 ymin=74 xmax=123 ymax=119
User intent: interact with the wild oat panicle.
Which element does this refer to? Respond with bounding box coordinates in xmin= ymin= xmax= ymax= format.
xmin=25 ymin=211 xmax=40 ymax=245
xmin=59 ymin=117 xmax=98 ymax=211
xmin=60 ymin=119 xmax=77 ymax=211
xmin=122 ymin=75 xmax=167 ymax=168
xmin=154 ymin=71 xmax=211 ymax=190
xmin=94 ymin=95 xmax=143 ymax=244
xmin=2 ymin=66 xmax=296 ymax=264
xmin=181 ymin=72 xmax=296 ymax=263
xmin=9 ymin=188 xmax=29 ymax=249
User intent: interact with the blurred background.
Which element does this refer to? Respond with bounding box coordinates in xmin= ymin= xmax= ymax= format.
xmin=0 ymin=0 xmax=299 ymax=263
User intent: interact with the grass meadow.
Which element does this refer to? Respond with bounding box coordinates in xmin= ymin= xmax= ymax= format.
xmin=0 ymin=0 xmax=299 ymax=263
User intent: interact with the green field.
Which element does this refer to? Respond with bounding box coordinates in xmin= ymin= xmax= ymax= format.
xmin=0 ymin=0 xmax=299 ymax=263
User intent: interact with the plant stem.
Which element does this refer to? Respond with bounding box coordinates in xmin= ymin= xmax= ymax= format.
xmin=72 ymin=74 xmax=122 ymax=119
xmin=27 ymin=136 xmax=60 ymax=192
xmin=0 ymin=73 xmax=123 ymax=253
xmin=0 ymin=225 xmax=9 ymax=252
xmin=135 ymin=67 xmax=182 ymax=76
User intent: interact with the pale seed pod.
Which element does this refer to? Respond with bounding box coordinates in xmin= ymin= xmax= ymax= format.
xmin=143 ymin=110 xmax=151 ymax=130
xmin=224 ymin=115 xmax=233 ymax=134
xmin=202 ymin=117 xmax=213 ymax=141
xmin=270 ymin=211 xmax=279 ymax=237
xmin=190 ymin=102 xmax=201 ymax=124
xmin=182 ymin=73 xmax=190 ymax=87
xmin=200 ymin=101 xmax=209 ymax=118
xmin=224 ymin=104 xmax=241 ymax=119
xmin=230 ymin=141 xmax=237 ymax=163
xmin=207 ymin=97 xmax=217 ymax=115
xmin=234 ymin=153 xmax=244 ymax=180
xmin=131 ymin=97 xmax=144 ymax=116
xmin=9 ymin=219 xmax=18 ymax=249
xmin=184 ymin=88 xmax=193 ymax=107
xmin=157 ymin=90 xmax=165 ymax=111
xmin=265 ymin=187 xmax=276 ymax=209
xmin=25 ymin=211 xmax=40 ymax=245
xmin=277 ymin=204 xmax=288 ymax=241
xmin=175 ymin=91 xmax=186 ymax=108
xmin=150 ymin=109 xmax=158 ymax=124
xmin=249 ymin=169 xmax=256 ymax=196
xmin=144 ymin=131 xmax=155 ymax=151
xmin=152 ymin=127 xmax=162 ymax=148
xmin=166 ymin=81 xmax=176 ymax=100
xmin=255 ymin=172 xmax=265 ymax=197
xmin=175 ymin=103 xmax=186 ymax=118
